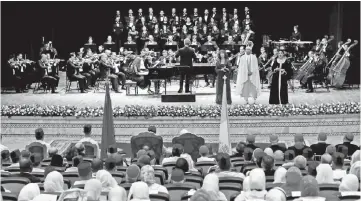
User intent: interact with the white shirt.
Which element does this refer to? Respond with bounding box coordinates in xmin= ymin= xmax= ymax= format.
xmin=32 ymin=167 xmax=45 ymax=173
xmin=333 ymin=169 xmax=347 ymax=181
xmin=32 ymin=140 xmax=51 ymax=151
xmin=197 ymin=157 xmax=216 ymax=162
xmin=65 ymin=167 xmax=78 ymax=173
xmin=162 ymin=156 xmax=179 ymax=165
xmin=78 ymin=137 xmax=100 ymax=158
xmin=73 ymin=180 xmax=89 ymax=186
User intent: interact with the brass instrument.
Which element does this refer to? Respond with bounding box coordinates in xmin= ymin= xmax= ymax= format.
xmin=243 ymin=30 xmax=254 ymax=45
xmin=259 ymin=54 xmax=277 ymax=71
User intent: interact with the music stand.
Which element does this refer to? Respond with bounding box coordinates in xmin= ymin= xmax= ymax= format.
xmin=147 ymin=44 xmax=159 ymax=52
xmin=84 ymin=44 xmax=97 ymax=53
xmin=103 ymin=43 xmax=116 ymax=52
xmin=124 ymin=44 xmax=138 ymax=54
xmin=164 ymin=45 xmax=178 ymax=51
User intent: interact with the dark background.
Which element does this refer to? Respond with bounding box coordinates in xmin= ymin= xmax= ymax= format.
xmin=1 ymin=1 xmax=360 ymax=82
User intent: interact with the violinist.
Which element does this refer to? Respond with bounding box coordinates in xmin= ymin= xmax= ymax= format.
xmin=9 ymin=54 xmax=27 ymax=93
xmin=191 ymin=8 xmax=199 ymax=23
xmin=313 ymin=39 xmax=322 ymax=52
xmin=305 ymin=53 xmax=326 ymax=93
xmin=128 ymin=55 xmax=153 ymax=94
xmin=98 ymin=52 xmax=120 ymax=93
xmin=83 ymin=49 xmax=100 ymax=87
xmin=37 ymin=54 xmax=58 ymax=93
xmin=66 ymin=53 xmax=88 ymax=93
xmin=76 ymin=52 xmax=93 ymax=90
xmin=110 ymin=52 xmax=126 ymax=90
xmin=113 ymin=16 xmax=124 ymax=50
xmin=84 ymin=36 xmax=97 ymax=53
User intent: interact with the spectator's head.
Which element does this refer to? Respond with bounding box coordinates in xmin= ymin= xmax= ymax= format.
xmin=244 ymin=147 xmax=254 ymax=161
xmin=126 ymin=164 xmax=141 ymax=183
xmin=273 ymin=167 xmax=287 ymax=183
xmin=351 ymin=150 xmax=360 ymax=165
xmin=339 ymin=174 xmax=359 ymax=192
xmin=317 ymin=133 xmax=327 ymax=142
xmin=113 ymin=154 xmax=124 ymax=167
xmin=147 ymin=126 xmax=156 ymax=134
xmin=199 ymin=145 xmax=209 ymax=157
xmin=172 ymin=144 xmax=184 ymax=157
xmin=84 ymin=179 xmax=102 ymax=201
xmin=140 ymin=165 xmax=156 ymax=185
xmin=184 ymin=38 xmax=191 ymax=46
xmin=235 ymin=142 xmax=247 ymax=156
xmin=180 ymin=153 xmax=196 ymax=172
xmin=321 ymin=153 xmax=332 ymax=165
xmin=264 ymin=148 xmax=274 ymax=157
xmin=105 ymin=157 xmax=116 ymax=172
xmin=343 ymin=133 xmax=354 ymax=143
xmin=1 ymin=150 xmax=10 ymax=163
xmin=171 ymin=168 xmax=185 ymax=184
xmin=261 ymin=155 xmax=274 ymax=171
xmin=91 ymin=158 xmax=103 ymax=174
xmin=284 ymin=150 xmax=295 ymax=162
xmin=189 ymin=189 xmax=212 ymax=201
xmin=48 ymin=147 xmax=58 ymax=158
xmin=294 ymin=142 xmax=305 ymax=151
xmin=10 ymin=149 xmax=20 ymax=163
xmin=246 ymin=134 xmax=256 ymax=144
xmin=294 ymin=133 xmax=304 ymax=144
xmin=337 ymin=145 xmax=349 ymax=157
xmin=83 ymin=124 xmax=92 ymax=136
xmin=350 ymin=161 xmax=361 ymax=181
xmin=316 ymin=164 xmax=334 ymax=184
xmin=302 ymin=147 xmax=314 ymax=161
xmin=138 ymin=155 xmax=151 ymax=168
xmin=301 ymin=175 xmax=320 ymax=197
xmin=307 ymin=161 xmax=319 ymax=177
xmin=294 ymin=155 xmax=307 ymax=169
xmin=108 ymin=186 xmax=127 ymax=201
xmin=217 ymin=153 xmax=231 ymax=171
xmin=269 ymin=134 xmax=279 ymax=144
xmin=50 ymin=154 xmax=63 ymax=167
xmin=30 ymin=153 xmax=42 ymax=168
xmin=75 ymin=142 xmax=85 ymax=156
xmin=249 ymin=168 xmax=266 ymax=191
xmin=21 ymin=150 xmax=31 ymax=159
xmin=202 ymin=174 xmax=224 ymax=200
xmin=274 ymin=150 xmax=284 ymax=161
xmin=35 ymin=128 xmax=44 ymax=140
xmin=78 ymin=161 xmax=92 ymax=180
xmin=266 ymin=187 xmax=287 ymax=201
xmin=332 ymin=152 xmax=345 ymax=168
xmin=96 ymin=170 xmax=118 ymax=190
xmin=44 ymin=171 xmax=64 ymax=192
xmin=18 ymin=183 xmax=41 ymax=201
xmin=136 ymin=149 xmax=147 ymax=158
xmin=285 ymin=167 xmax=302 ymax=186
xmin=72 ymin=155 xmax=83 ymax=168
xmin=253 ymin=148 xmax=266 ymax=167
xmin=19 ymin=158 xmax=33 ymax=173
xmin=175 ymin=158 xmax=189 ymax=173
xmin=128 ymin=182 xmax=150 ymax=201
xmin=107 ymin=145 xmax=117 ymax=157
xmin=325 ymin=145 xmax=336 ymax=156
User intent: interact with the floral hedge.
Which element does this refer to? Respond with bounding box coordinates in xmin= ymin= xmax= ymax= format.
xmin=1 ymin=102 xmax=360 ymax=118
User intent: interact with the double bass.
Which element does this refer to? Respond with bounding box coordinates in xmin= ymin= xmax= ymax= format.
xmin=328 ymin=40 xmax=358 ymax=88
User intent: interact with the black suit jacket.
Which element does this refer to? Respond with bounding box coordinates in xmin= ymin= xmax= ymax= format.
xmin=270 ymin=144 xmax=287 ymax=153
xmin=12 ymin=172 xmax=41 ymax=183
xmin=310 ymin=142 xmax=330 ymax=156
xmin=336 ymin=142 xmax=359 ymax=156
xmin=175 ymin=46 xmax=197 ymax=68
xmin=246 ymin=144 xmax=259 ymax=150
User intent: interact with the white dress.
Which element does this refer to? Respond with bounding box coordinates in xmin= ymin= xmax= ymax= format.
xmin=235 ymin=54 xmax=261 ymax=99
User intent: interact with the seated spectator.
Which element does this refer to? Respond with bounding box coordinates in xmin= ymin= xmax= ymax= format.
xmin=125 ymin=164 xmax=141 ymax=183
xmin=246 ymin=134 xmax=258 ymax=150
xmin=189 ymin=189 xmax=213 ymax=201
xmin=307 ymin=162 xmax=319 ymax=177
xmin=321 ymin=153 xmax=332 ymax=165
xmin=48 ymin=147 xmax=58 ymax=158
xmin=74 ymin=161 xmax=92 ymax=186
xmin=261 ymin=155 xmax=275 ymax=176
xmin=179 ymin=153 xmax=199 ymax=174
xmin=170 ymin=168 xmax=185 ymax=184
xmin=332 ymin=152 xmax=346 ymax=181
xmin=294 ymin=155 xmax=307 ymax=171
xmin=339 ymin=174 xmax=360 ymax=194
xmin=147 ymin=150 xmax=157 ymax=165
xmin=336 ymin=133 xmax=359 ymax=156
xmin=44 ymin=171 xmax=64 ymax=192
xmin=265 ymin=187 xmax=287 ymax=201
xmin=264 ymin=148 xmax=274 ymax=157
xmin=50 ymin=154 xmax=64 ymax=167
xmin=75 ymin=142 xmax=86 ymax=157
xmin=162 ymin=144 xmax=183 ymax=164
xmin=91 ymin=158 xmax=103 ymax=177
xmin=12 ymin=158 xmax=41 ymax=183
xmin=96 ymin=170 xmax=118 ymax=192
xmin=274 ymin=150 xmax=284 ymax=161
xmin=232 ymin=142 xmax=247 ymax=158
xmin=253 ymin=148 xmax=266 ymax=168
xmin=214 ymin=153 xmax=245 ymax=179
xmin=287 ymin=134 xmax=308 ymax=156
xmin=349 ymin=161 xmax=361 ymax=180
xmin=235 ymin=168 xmax=267 ymax=201
xmin=241 ymin=148 xmax=262 ymax=174
xmin=136 ymin=149 xmax=147 ymax=158
xmin=326 ymin=144 xmax=336 ymax=156
xmin=243 ymin=147 xmax=254 ymax=162
xmin=310 ymin=133 xmax=329 ymax=156
xmin=128 ymin=181 xmax=150 ymax=201
xmin=316 ymin=164 xmax=335 ymax=184
xmin=201 ymin=174 xmax=227 ymax=201
xmin=18 ymin=183 xmax=41 ymax=201
xmin=140 ymin=165 xmax=168 ymax=194
xmin=65 ymin=155 xmax=83 ymax=172
xmin=298 ymin=176 xmax=327 ymax=200
xmin=30 ymin=153 xmax=44 ymax=173
xmin=137 ymin=155 xmax=151 ymax=168
xmin=273 ymin=167 xmax=287 ymax=184
xmin=197 ymin=145 xmax=216 ymax=162
xmin=21 ymin=150 xmax=31 ymax=159
xmin=29 ymin=128 xmax=51 ymax=150
xmin=1 ymin=149 xmax=11 ymax=164
xmin=269 ymin=134 xmax=286 ymax=152
xmin=113 ymin=153 xmax=125 ymax=168
xmin=351 ymin=150 xmax=360 ymax=165
xmin=302 ymin=147 xmax=314 ymax=161
xmin=242 ymin=176 xmax=250 ymax=191
xmin=109 ymin=186 xmax=127 ymax=201
xmin=78 ymin=124 xmax=100 ymax=158
xmin=8 ymin=149 xmax=20 ymax=168
xmin=281 ymin=167 xmax=302 ymax=195
xmin=284 ymin=150 xmax=295 ymax=162
xmin=84 ymin=179 xmax=102 ymax=201
xmin=107 ymin=144 xmax=118 ymax=158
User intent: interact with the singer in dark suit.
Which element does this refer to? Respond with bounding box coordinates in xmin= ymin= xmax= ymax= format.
xmin=175 ymin=38 xmax=197 ymax=93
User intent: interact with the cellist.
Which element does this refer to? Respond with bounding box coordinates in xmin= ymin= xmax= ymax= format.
xmin=305 ymin=53 xmax=326 ymax=93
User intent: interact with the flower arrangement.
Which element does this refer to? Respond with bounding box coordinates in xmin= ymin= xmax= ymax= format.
xmin=1 ymin=102 xmax=360 ymax=118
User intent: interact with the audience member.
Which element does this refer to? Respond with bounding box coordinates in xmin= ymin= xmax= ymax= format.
xmin=44 ymin=171 xmax=64 ymax=192
xmin=50 ymin=154 xmax=64 ymax=167
xmin=316 ymin=164 xmax=335 ymax=184
xmin=287 ymin=134 xmax=308 ymax=156
xmin=307 ymin=161 xmax=319 ymax=177
xmin=96 ymin=169 xmax=118 ymax=192
xmin=349 ymin=161 xmax=361 ymax=180
xmin=12 ymin=158 xmax=41 ymax=183
xmin=336 ymin=133 xmax=359 ymax=156
xmin=302 ymin=147 xmax=314 ymax=161
xmin=264 ymin=148 xmax=274 ymax=157
xmin=332 ymin=152 xmax=346 ymax=181
xmin=246 ymin=134 xmax=258 ymax=150
xmin=339 ymin=174 xmax=360 ymax=193
xmin=253 ymin=148 xmax=266 ymax=168
xmin=214 ymin=153 xmax=245 ymax=179
xmin=336 ymin=145 xmax=349 ymax=158
xmin=170 ymin=168 xmax=185 ymax=184
xmin=108 ymin=186 xmax=127 ymax=201
xmin=321 ymin=153 xmax=332 ymax=165
xmin=78 ymin=124 xmax=100 ymax=158
xmin=113 ymin=153 xmax=125 ymax=168
xmin=48 ymin=147 xmax=58 ymax=158
xmin=242 ymin=176 xmax=250 ymax=191
xmin=232 ymin=142 xmax=247 ymax=158
xmin=74 ymin=161 xmax=92 ymax=185
xmin=30 ymin=153 xmax=44 ymax=173
xmin=261 ymin=155 xmax=275 ymax=176
xmin=75 ymin=142 xmax=86 ymax=157
xmin=281 ymin=167 xmax=303 ymax=195
xmin=273 ymin=150 xmax=284 ymax=161
xmin=162 ymin=144 xmax=183 ymax=164
xmin=1 ymin=149 xmax=11 ymax=164
xmin=269 ymin=134 xmax=286 ymax=152
xmin=243 ymin=147 xmax=254 ymax=162
xmin=84 ymin=179 xmax=102 ymax=201
xmin=265 ymin=187 xmax=287 ymax=201
xmin=294 ymin=155 xmax=307 ymax=171
xmin=273 ymin=167 xmax=287 ymax=184
xmin=65 ymin=155 xmax=83 ymax=172
xmin=201 ymin=174 xmax=227 ymax=201
xmin=310 ymin=133 xmax=330 ymax=156
xmin=140 ymin=165 xmax=169 ymax=194
xmin=18 ymin=183 xmax=41 ymax=201
xmin=180 ymin=153 xmax=199 ymax=174
xmin=326 ymin=145 xmax=336 ymax=156
xmin=197 ymin=145 xmax=216 ymax=162
xmin=235 ymin=168 xmax=267 ymax=201
xmin=298 ymin=175 xmax=323 ymax=199
xmin=30 ymin=128 xmax=51 ymax=150
xmin=125 ymin=164 xmax=141 ymax=183
xmin=9 ymin=149 xmax=20 ymax=168
xmin=137 ymin=155 xmax=151 ymax=168
xmin=105 ymin=157 xmax=117 ymax=172
xmin=128 ymin=181 xmax=150 ymax=201
xmin=91 ymin=158 xmax=103 ymax=177
xmin=107 ymin=144 xmax=118 ymax=158
xmin=20 ymin=150 xmax=31 ymax=159
xmin=351 ymin=150 xmax=360 ymax=165
xmin=189 ymin=189 xmax=213 ymax=201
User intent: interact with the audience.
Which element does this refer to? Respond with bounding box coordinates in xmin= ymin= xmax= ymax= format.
xmin=281 ymin=167 xmax=303 ymax=195
xmin=197 ymin=145 xmax=216 ymax=162
xmin=48 ymin=147 xmax=58 ymax=158
xmin=17 ymin=183 xmax=41 ymax=201
xmin=273 ymin=167 xmax=287 ymax=184
xmin=91 ymin=158 xmax=103 ymax=177
xmin=287 ymin=134 xmax=308 ymax=156
xmin=326 ymin=144 xmax=336 ymax=156
xmin=137 ymin=155 xmax=151 ymax=168
xmin=77 ymin=124 xmax=100 ymax=158
xmin=232 ymin=142 xmax=246 ymax=158
xmin=265 ymin=187 xmax=287 ymax=201
xmin=201 ymin=174 xmax=227 ymax=201
xmin=245 ymin=134 xmax=258 ymax=150
xmin=316 ymin=164 xmax=335 ymax=184
xmin=84 ymin=179 xmax=102 ymax=201
xmin=269 ymin=134 xmax=286 ymax=152
xmin=332 ymin=152 xmax=346 ymax=181
xmin=170 ymin=168 xmax=185 ymax=184
xmin=310 ymin=133 xmax=330 ymax=156
xmin=125 ymin=164 xmax=141 ymax=183
xmin=294 ymin=155 xmax=307 ymax=171
xmin=96 ymin=170 xmax=118 ymax=192
xmin=30 ymin=153 xmax=44 ymax=173
xmin=108 ymin=186 xmax=127 ymax=201
xmin=321 ymin=153 xmax=333 ymax=165
xmin=30 ymin=128 xmax=51 ymax=150
xmin=105 ymin=157 xmax=117 ymax=172
xmin=9 ymin=149 xmax=20 ymax=168
xmin=261 ymin=155 xmax=275 ymax=176
xmin=50 ymin=154 xmax=64 ymax=167
xmin=179 ymin=153 xmax=199 ymax=174
xmin=214 ymin=153 xmax=245 ymax=179
xmin=189 ymin=189 xmax=213 ymax=201
xmin=349 ymin=161 xmax=361 ymax=180
xmin=128 ymin=181 xmax=150 ymax=201
xmin=44 ymin=171 xmax=64 ymax=192
xmin=140 ymin=165 xmax=168 ymax=194
xmin=264 ymin=148 xmax=274 ymax=157
xmin=12 ymin=158 xmax=41 ymax=183
xmin=74 ymin=161 xmax=93 ymax=185
xmin=298 ymin=176 xmax=324 ymax=200
xmin=162 ymin=144 xmax=183 ymax=164
xmin=273 ymin=150 xmax=284 ymax=161
xmin=65 ymin=155 xmax=83 ymax=172
xmin=336 ymin=133 xmax=359 ymax=156
xmin=339 ymin=174 xmax=360 ymax=193
xmin=235 ymin=168 xmax=267 ymax=201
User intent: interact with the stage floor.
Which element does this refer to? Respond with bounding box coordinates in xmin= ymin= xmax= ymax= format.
xmin=1 ymin=71 xmax=360 ymax=107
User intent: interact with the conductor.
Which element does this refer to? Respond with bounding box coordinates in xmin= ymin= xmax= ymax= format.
xmin=175 ymin=38 xmax=197 ymax=93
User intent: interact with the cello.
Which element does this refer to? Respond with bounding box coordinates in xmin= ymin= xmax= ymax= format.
xmin=326 ymin=39 xmax=352 ymax=83
xmin=330 ymin=40 xmax=358 ymax=88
